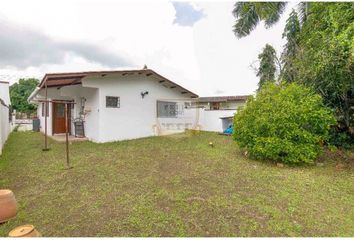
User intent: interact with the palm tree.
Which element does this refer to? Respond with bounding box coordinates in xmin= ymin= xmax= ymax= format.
xmin=232 ymin=2 xmax=309 ymax=38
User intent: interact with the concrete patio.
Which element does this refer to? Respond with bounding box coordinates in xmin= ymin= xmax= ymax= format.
xmin=48 ymin=134 xmax=88 ymax=143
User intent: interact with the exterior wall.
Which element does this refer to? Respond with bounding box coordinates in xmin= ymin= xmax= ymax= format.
xmin=0 ymin=102 xmax=10 ymax=154
xmin=37 ymin=100 xmax=53 ymax=135
xmin=199 ymin=109 xmax=237 ymax=132
xmin=31 ymin=74 xmax=249 ymax=141
xmin=0 ymin=82 xmax=11 ymax=154
xmin=82 ymin=74 xmax=195 ymax=142
xmin=35 ymin=85 xmax=99 ymax=140
xmin=60 ymin=85 xmax=99 ymax=140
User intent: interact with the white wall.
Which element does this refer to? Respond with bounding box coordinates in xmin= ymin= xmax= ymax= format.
xmin=82 ymin=74 xmax=195 ymax=142
xmin=60 ymin=85 xmax=99 ymax=140
xmin=199 ymin=109 xmax=236 ymax=132
xmin=0 ymin=82 xmax=11 ymax=154
xmin=31 ymin=74 xmax=246 ymax=142
xmin=37 ymin=100 xmax=53 ymax=135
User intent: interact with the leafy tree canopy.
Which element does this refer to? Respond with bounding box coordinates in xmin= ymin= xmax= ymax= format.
xmin=293 ymin=3 xmax=354 ymax=143
xmin=10 ymin=78 xmax=39 ymax=114
xmin=233 ymin=82 xmax=336 ymax=164
xmin=233 ymin=2 xmax=353 ymax=147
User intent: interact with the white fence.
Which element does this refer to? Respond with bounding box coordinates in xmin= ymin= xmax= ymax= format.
xmin=0 ymin=100 xmax=11 ymax=154
xmin=154 ymin=100 xmax=237 ymax=135
xmin=199 ymin=109 xmax=236 ymax=132
xmin=13 ymin=119 xmax=33 ymax=131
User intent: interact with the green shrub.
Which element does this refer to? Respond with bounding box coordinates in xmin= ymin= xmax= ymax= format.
xmin=233 ymin=82 xmax=336 ymax=164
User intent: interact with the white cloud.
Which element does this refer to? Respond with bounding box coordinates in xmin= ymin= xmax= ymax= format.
xmin=0 ymin=0 xmax=297 ymax=96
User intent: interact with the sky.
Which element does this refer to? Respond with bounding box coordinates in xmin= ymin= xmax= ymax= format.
xmin=0 ymin=0 xmax=297 ymax=97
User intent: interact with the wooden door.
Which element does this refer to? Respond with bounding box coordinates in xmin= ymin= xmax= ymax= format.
xmin=53 ymin=103 xmax=71 ymax=134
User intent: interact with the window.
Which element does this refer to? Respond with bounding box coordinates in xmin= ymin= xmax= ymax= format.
xmin=106 ymin=96 xmax=120 ymax=108
xmin=41 ymin=103 xmax=49 ymax=117
xmin=157 ymin=101 xmax=178 ymax=118
xmin=211 ymin=102 xmax=220 ymax=110
xmin=56 ymin=103 xmax=65 ymax=117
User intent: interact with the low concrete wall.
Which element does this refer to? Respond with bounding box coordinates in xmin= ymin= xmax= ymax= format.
xmin=14 ymin=119 xmax=33 ymax=132
xmin=199 ymin=109 xmax=236 ymax=132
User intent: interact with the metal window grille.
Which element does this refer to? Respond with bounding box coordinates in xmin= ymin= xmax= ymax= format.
xmin=106 ymin=96 xmax=120 ymax=108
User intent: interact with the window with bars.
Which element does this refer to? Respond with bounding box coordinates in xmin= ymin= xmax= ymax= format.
xmin=157 ymin=101 xmax=178 ymax=118
xmin=106 ymin=96 xmax=120 ymax=108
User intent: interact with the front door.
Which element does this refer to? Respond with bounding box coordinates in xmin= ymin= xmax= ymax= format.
xmin=53 ymin=103 xmax=71 ymax=134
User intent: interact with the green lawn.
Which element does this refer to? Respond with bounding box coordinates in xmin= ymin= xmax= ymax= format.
xmin=0 ymin=131 xmax=353 ymax=237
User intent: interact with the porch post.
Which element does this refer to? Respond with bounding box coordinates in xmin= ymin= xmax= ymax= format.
xmin=65 ymin=103 xmax=71 ymax=169
xmin=43 ymin=82 xmax=50 ymax=151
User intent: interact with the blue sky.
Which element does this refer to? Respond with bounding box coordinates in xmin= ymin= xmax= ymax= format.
xmin=172 ymin=2 xmax=205 ymax=26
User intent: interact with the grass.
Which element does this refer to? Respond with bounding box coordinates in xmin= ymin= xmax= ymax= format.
xmin=0 ymin=131 xmax=353 ymax=237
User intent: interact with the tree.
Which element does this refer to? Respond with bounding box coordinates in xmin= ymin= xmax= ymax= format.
xmin=232 ymin=2 xmax=287 ymax=38
xmin=233 ymin=82 xmax=335 ymax=164
xmin=256 ymin=44 xmax=277 ymax=89
xmin=281 ymin=9 xmax=301 ymax=82
xmin=233 ymin=2 xmax=353 ymax=147
xmin=10 ymin=78 xmax=39 ymax=116
xmin=293 ymin=3 xmax=354 ymax=146
xmin=232 ymin=2 xmax=310 ymax=38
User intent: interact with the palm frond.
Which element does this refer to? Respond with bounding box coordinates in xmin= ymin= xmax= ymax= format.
xmin=297 ymin=2 xmax=308 ymax=25
xmin=263 ymin=2 xmax=287 ymax=28
xmin=232 ymin=2 xmax=288 ymax=38
xmin=232 ymin=2 xmax=260 ymax=38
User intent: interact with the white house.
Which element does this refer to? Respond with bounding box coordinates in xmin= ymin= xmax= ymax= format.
xmin=0 ymin=81 xmax=11 ymax=154
xmin=28 ymin=69 xmax=199 ymax=143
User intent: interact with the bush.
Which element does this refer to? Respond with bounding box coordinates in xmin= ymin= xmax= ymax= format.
xmin=233 ymin=82 xmax=336 ymax=164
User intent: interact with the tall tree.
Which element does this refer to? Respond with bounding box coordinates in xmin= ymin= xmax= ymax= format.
xmin=257 ymin=44 xmax=277 ymax=89
xmin=10 ymin=78 xmax=39 ymax=116
xmin=293 ymin=3 xmax=354 ymax=142
xmin=232 ymin=2 xmax=310 ymax=38
xmin=281 ymin=9 xmax=301 ymax=82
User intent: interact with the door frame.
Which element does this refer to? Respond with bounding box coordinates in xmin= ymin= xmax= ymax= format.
xmin=52 ymin=101 xmax=72 ymax=135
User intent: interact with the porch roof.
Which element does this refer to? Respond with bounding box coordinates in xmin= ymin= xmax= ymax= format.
xmin=38 ymin=69 xmax=198 ymax=98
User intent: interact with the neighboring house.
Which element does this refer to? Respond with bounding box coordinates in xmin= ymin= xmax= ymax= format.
xmin=28 ymin=69 xmax=198 ymax=143
xmin=198 ymin=95 xmax=249 ymax=110
xmin=0 ymin=81 xmax=11 ymax=154
xmin=197 ymin=95 xmax=250 ymax=132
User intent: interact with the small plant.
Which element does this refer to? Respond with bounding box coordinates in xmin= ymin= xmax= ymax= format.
xmin=233 ymin=82 xmax=336 ymax=164
xmin=13 ymin=125 xmax=20 ymax=132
